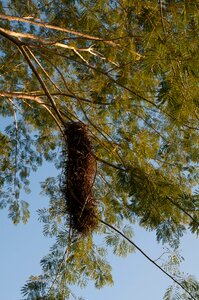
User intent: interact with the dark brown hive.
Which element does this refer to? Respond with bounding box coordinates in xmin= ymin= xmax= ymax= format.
xmin=63 ymin=122 xmax=98 ymax=234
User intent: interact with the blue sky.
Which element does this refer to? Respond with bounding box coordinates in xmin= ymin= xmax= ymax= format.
xmin=0 ymin=161 xmax=198 ymax=300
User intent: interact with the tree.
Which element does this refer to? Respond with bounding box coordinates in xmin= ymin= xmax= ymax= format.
xmin=0 ymin=0 xmax=199 ymax=299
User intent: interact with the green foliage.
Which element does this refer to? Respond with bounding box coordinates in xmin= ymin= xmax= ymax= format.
xmin=105 ymin=225 xmax=135 ymax=257
xmin=0 ymin=0 xmax=198 ymax=299
xmin=162 ymin=249 xmax=199 ymax=300
xmin=22 ymin=232 xmax=113 ymax=298
xmin=8 ymin=199 xmax=30 ymax=224
xmin=164 ymin=276 xmax=199 ymax=300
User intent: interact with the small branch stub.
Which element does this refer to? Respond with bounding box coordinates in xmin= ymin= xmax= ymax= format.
xmin=63 ymin=122 xmax=98 ymax=234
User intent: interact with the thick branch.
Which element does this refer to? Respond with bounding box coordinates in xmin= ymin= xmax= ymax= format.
xmin=0 ymin=26 xmax=100 ymax=52
xmin=0 ymin=91 xmax=110 ymax=106
xmin=0 ymin=29 xmax=66 ymax=134
xmin=0 ymin=26 xmax=155 ymax=107
xmin=0 ymin=14 xmax=117 ymax=46
xmin=0 ymin=26 xmax=112 ymax=65
xmin=0 ymin=91 xmax=49 ymax=103
xmin=19 ymin=45 xmax=66 ymax=127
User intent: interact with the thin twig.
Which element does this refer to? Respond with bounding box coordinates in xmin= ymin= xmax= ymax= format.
xmin=99 ymin=219 xmax=197 ymax=300
xmin=134 ymin=110 xmax=168 ymax=142
xmin=166 ymin=196 xmax=199 ymax=225
xmin=20 ymin=46 xmax=64 ymax=121
xmin=19 ymin=46 xmax=66 ymax=137
xmin=7 ymin=97 xmax=23 ymax=113
xmin=94 ymin=156 xmax=125 ymax=171
xmin=26 ymin=48 xmax=63 ymax=93
xmin=47 ymin=245 xmax=73 ymax=296
xmin=11 ymin=99 xmax=18 ymax=199
xmin=80 ymin=105 xmax=126 ymax=168
xmin=154 ymin=251 xmax=169 ymax=263
xmin=159 ymin=1 xmax=167 ymax=37
xmin=28 ymin=49 xmax=112 ymax=114
xmin=42 ymin=47 xmax=157 ymax=107
xmin=0 ymin=92 xmax=64 ymax=136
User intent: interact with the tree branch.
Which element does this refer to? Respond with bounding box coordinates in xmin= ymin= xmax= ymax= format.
xmin=99 ymin=219 xmax=197 ymax=300
xmin=0 ymin=90 xmax=111 ymax=106
xmin=0 ymin=14 xmax=117 ymax=46
xmin=0 ymin=92 xmax=64 ymax=136
xmin=0 ymin=26 xmax=116 ymax=66
xmin=26 ymin=48 xmax=63 ymax=93
xmin=19 ymin=45 xmax=66 ymax=129
xmin=166 ymin=196 xmax=199 ymax=225
xmin=42 ymin=47 xmax=157 ymax=107
xmin=0 ymin=26 xmax=105 ymax=54
xmin=0 ymin=27 xmax=65 ymax=131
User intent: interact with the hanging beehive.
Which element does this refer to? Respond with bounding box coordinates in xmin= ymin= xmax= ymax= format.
xmin=63 ymin=122 xmax=98 ymax=234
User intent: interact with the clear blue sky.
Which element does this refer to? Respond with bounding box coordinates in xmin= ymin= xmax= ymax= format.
xmin=0 ymin=161 xmax=198 ymax=300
